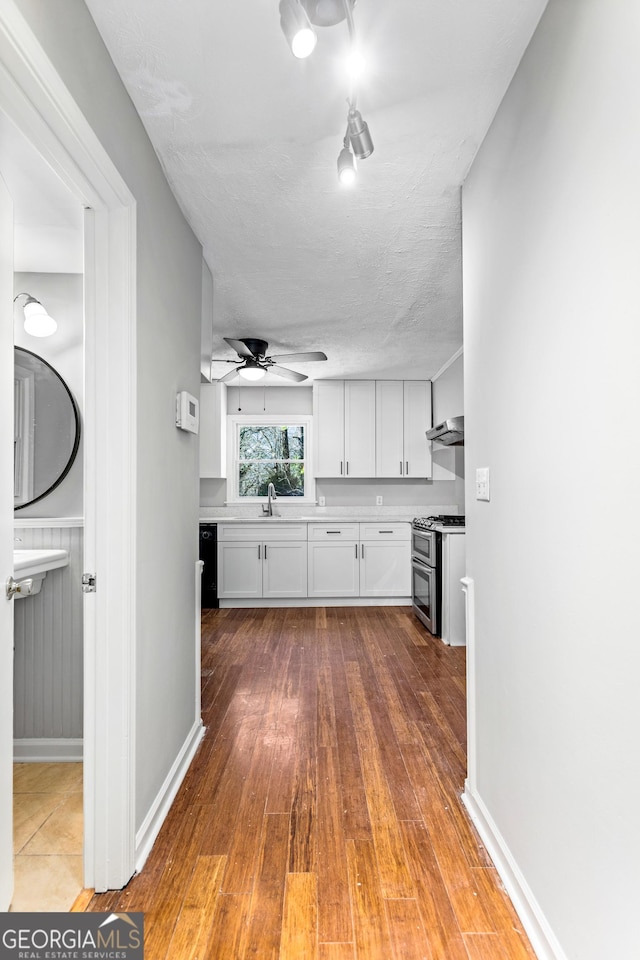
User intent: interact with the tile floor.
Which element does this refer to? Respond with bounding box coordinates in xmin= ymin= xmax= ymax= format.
xmin=11 ymin=762 xmax=83 ymax=912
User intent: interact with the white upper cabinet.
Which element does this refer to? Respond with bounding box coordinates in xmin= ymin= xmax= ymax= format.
xmin=199 ymin=382 xmax=227 ymax=478
xmin=375 ymin=380 xmax=432 ymax=478
xmin=314 ymin=380 xmax=375 ymax=477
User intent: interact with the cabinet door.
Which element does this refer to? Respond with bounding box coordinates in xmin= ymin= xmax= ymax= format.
xmin=403 ymin=381 xmax=432 ymax=478
xmin=359 ymin=541 xmax=412 ymax=597
xmin=218 ymin=541 xmax=262 ymax=598
xmin=344 ymin=380 xmax=375 ymax=477
xmin=375 ymin=380 xmax=404 ymax=477
xmin=307 ymin=541 xmax=359 ymax=597
xmin=314 ymin=380 xmax=345 ymax=477
xmin=199 ymin=382 xmax=227 ymax=478
xmin=263 ymin=541 xmax=308 ymax=598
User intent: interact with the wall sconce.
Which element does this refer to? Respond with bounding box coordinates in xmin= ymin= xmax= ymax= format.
xmin=13 ymin=292 xmax=57 ymax=338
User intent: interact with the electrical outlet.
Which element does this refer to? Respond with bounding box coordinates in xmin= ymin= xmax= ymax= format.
xmin=318 ymin=495 xmax=326 ymax=507
xmin=376 ymin=495 xmax=383 ymax=506
xmin=476 ymin=467 xmax=490 ymax=501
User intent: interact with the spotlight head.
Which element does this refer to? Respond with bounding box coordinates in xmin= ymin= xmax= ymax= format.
xmin=279 ymin=0 xmax=317 ymax=58
xmin=337 ymin=145 xmax=357 ymax=186
xmin=348 ymin=108 xmax=374 ymax=159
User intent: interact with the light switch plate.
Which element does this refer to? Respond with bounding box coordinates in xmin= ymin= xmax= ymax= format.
xmin=476 ymin=467 xmax=490 ymax=501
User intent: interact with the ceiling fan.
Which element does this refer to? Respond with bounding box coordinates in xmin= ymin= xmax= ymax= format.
xmin=213 ymin=337 xmax=328 ymax=383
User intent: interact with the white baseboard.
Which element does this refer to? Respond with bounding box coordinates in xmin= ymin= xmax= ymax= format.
xmin=219 ymin=596 xmax=412 ymax=608
xmin=462 ymin=785 xmax=569 ymax=960
xmin=135 ymin=719 xmax=205 ymax=873
xmin=13 ymin=738 xmax=83 ymax=762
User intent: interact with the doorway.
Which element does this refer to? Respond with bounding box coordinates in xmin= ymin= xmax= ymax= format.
xmin=0 ymin=5 xmax=138 ymax=905
xmin=5 ymin=110 xmax=86 ymax=907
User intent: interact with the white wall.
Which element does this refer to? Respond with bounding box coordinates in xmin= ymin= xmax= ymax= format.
xmin=462 ymin=1 xmax=640 ymax=958
xmin=15 ymin=0 xmax=204 ymax=830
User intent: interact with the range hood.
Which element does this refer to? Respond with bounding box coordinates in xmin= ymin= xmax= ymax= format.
xmin=426 ymin=416 xmax=464 ymax=445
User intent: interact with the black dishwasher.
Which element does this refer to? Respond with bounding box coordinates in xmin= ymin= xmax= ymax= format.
xmin=199 ymin=523 xmax=219 ymax=608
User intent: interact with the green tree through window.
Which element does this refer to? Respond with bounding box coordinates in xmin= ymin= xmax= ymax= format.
xmin=238 ymin=425 xmax=305 ymax=497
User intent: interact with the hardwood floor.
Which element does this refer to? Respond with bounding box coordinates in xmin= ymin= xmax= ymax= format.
xmin=86 ymin=606 xmax=536 ymax=960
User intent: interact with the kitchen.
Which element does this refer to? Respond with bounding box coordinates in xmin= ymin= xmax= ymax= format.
xmin=198 ymin=353 xmax=466 ymax=648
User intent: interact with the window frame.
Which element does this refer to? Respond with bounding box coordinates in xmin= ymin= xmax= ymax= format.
xmin=226 ymin=414 xmax=315 ymax=505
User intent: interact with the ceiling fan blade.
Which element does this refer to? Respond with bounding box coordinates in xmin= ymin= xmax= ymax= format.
xmin=224 ymin=337 xmax=254 ymax=359
xmin=269 ymin=365 xmax=308 ymax=382
xmin=217 ymin=367 xmax=241 ymax=383
xmin=269 ymin=351 xmax=328 ymax=363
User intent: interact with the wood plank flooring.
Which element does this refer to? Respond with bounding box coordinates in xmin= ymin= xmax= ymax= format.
xmin=86 ymin=606 xmax=537 ymax=960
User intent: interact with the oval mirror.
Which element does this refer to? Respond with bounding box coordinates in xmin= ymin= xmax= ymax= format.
xmin=14 ymin=347 xmax=81 ymax=510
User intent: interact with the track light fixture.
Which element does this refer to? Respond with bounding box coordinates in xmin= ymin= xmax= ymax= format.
xmin=347 ymin=106 xmax=374 ymax=159
xmin=337 ymin=143 xmax=357 ymax=186
xmin=13 ymin=292 xmax=57 ymax=338
xmin=279 ymin=0 xmax=317 ymax=59
xmin=279 ymin=0 xmax=374 ymax=183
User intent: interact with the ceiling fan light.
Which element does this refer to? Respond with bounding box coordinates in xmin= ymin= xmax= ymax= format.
xmin=279 ymin=0 xmax=317 ymax=58
xmin=22 ymin=296 xmax=57 ymax=337
xmin=348 ymin=108 xmax=374 ymax=160
xmin=337 ymin=145 xmax=357 ymax=186
xmin=239 ymin=362 xmax=267 ymax=381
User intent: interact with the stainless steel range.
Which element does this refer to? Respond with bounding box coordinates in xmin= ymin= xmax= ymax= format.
xmin=411 ymin=515 xmax=466 ymax=641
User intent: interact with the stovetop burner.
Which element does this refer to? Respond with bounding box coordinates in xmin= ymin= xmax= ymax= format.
xmin=412 ymin=515 xmax=465 ymax=530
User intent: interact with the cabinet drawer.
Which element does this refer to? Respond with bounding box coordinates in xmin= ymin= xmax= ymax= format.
xmin=359 ymin=522 xmax=410 ymax=541
xmin=307 ymin=523 xmax=359 ymax=541
xmin=218 ymin=522 xmax=308 ymax=541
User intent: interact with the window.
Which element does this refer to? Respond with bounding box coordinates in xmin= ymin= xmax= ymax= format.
xmin=227 ymin=415 xmax=314 ymax=503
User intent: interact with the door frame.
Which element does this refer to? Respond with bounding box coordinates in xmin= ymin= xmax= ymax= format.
xmin=0 ymin=4 xmax=137 ymax=889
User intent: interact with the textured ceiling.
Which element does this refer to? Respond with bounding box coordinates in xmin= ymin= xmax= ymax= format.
xmin=83 ymin=0 xmax=548 ymax=382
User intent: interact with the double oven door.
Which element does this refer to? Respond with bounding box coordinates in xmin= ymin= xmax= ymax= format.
xmin=411 ymin=528 xmax=438 ymax=634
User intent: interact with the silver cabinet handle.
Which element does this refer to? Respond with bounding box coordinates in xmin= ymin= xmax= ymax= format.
xmin=400 ymin=460 xmax=403 ymax=475
xmin=361 ymin=544 xmax=365 ymax=559
xmin=346 ymin=461 xmax=349 ymax=475
xmin=379 ymin=530 xmax=393 ymax=534
xmin=6 ymin=576 xmax=34 ymax=599
xmin=326 ymin=530 xmax=342 ymax=534
xmin=355 ymin=544 xmax=358 ymax=559
xmin=258 ymin=545 xmax=261 ymax=560
xmin=340 ymin=461 xmax=343 ymax=475
xmin=406 ymin=461 xmax=409 ymax=475
xmin=264 ymin=545 xmax=268 ymax=559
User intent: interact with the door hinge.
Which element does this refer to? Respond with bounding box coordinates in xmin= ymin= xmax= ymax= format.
xmin=82 ymin=572 xmax=97 ymax=593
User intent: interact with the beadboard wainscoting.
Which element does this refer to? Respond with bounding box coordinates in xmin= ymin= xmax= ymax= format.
xmin=13 ymin=520 xmax=84 ymax=761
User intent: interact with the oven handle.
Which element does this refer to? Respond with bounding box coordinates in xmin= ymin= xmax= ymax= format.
xmin=411 ymin=555 xmax=433 ymax=572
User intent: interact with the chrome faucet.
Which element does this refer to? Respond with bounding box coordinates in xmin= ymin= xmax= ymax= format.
xmin=263 ymin=482 xmax=277 ymax=516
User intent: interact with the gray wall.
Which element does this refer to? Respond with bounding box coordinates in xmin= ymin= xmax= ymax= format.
xmin=463 ymin=1 xmax=639 ymax=957
xmin=15 ymin=0 xmax=203 ymax=830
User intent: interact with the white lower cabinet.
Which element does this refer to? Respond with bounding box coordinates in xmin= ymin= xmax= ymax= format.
xmin=359 ymin=541 xmax=411 ymax=597
xmin=218 ymin=541 xmax=263 ymax=598
xmin=307 ymin=540 xmax=360 ymax=597
xmin=217 ymin=524 xmax=308 ymax=599
xmin=218 ymin=540 xmax=308 ymax=599
xmin=218 ymin=520 xmax=411 ymax=601
xmin=262 ymin=541 xmax=308 ymax=598
xmin=307 ymin=521 xmax=411 ymax=598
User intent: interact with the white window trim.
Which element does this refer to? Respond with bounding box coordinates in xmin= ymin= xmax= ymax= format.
xmin=226 ymin=414 xmax=316 ymax=505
